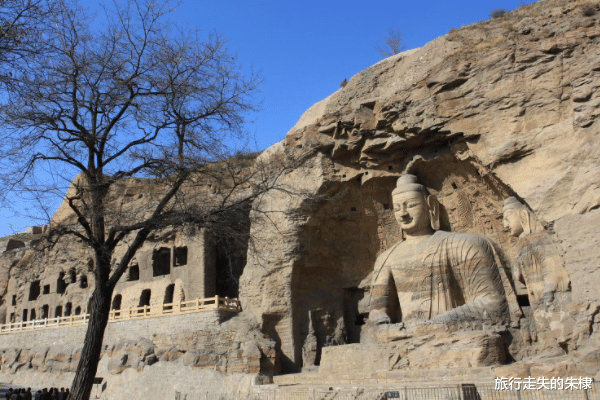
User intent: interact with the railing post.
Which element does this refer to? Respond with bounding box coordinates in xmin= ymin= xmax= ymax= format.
xmin=214 ymin=295 xmax=219 ymax=310
xmin=196 ymin=298 xmax=199 ymax=311
xmin=177 ymin=301 xmax=181 ymax=314
xmin=144 ymin=305 xmax=147 ymax=317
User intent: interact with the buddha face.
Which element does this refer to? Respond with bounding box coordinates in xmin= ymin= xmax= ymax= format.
xmin=503 ymin=209 xmax=523 ymax=237
xmin=392 ymin=190 xmax=431 ymax=236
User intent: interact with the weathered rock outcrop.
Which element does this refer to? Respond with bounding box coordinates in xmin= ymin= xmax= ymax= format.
xmin=240 ymin=0 xmax=600 ymax=375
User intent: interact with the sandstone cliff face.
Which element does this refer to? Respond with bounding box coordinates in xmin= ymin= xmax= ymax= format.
xmin=240 ymin=0 xmax=600 ymax=373
xmin=1 ymin=0 xmax=600 ymax=386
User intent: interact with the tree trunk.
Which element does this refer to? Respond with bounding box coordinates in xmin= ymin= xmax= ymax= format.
xmin=69 ymin=283 xmax=113 ymax=400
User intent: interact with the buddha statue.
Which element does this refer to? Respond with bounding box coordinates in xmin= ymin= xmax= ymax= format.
xmin=369 ymin=174 xmax=515 ymax=331
xmin=503 ymin=197 xmax=571 ymax=310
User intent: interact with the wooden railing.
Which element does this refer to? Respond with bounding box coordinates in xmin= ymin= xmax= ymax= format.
xmin=0 ymin=295 xmax=240 ymax=335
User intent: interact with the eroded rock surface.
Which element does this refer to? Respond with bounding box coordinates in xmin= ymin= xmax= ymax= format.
xmin=240 ymin=0 xmax=600 ymax=375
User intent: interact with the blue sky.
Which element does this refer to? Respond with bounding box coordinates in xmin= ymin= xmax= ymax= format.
xmin=0 ymin=0 xmax=532 ymax=237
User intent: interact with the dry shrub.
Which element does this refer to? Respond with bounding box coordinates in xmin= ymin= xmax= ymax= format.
xmin=490 ymin=8 xmax=507 ymax=18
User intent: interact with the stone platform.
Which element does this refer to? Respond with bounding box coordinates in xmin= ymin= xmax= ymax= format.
xmin=273 ymin=366 xmax=496 ymax=387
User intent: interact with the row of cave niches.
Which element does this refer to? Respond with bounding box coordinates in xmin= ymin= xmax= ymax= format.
xmin=10 ymin=303 xmax=84 ymax=323
xmin=7 ymin=239 xmax=245 ymax=323
xmin=136 ymin=243 xmax=241 ymax=298
xmin=149 ymin=246 xmax=188 ymax=277
xmin=6 ymin=270 xmax=89 ymax=323
xmin=109 ymin=284 xmax=175 ymax=312
xmin=28 ymin=269 xmax=88 ymax=300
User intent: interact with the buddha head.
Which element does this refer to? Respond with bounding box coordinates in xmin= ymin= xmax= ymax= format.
xmin=391 ymin=174 xmax=440 ymax=237
xmin=503 ymin=197 xmax=541 ymax=238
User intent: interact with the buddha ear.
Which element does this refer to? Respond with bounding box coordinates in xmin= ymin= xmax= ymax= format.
xmin=518 ymin=208 xmax=531 ymax=235
xmin=427 ymin=195 xmax=440 ymax=230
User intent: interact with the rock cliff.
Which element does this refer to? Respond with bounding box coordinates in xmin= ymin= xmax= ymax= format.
xmin=240 ymin=0 xmax=600 ymax=375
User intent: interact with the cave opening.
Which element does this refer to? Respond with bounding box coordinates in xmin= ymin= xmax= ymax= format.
xmin=215 ymin=238 xmax=246 ymax=299
xmin=174 ymin=247 xmax=188 ymax=266
xmin=29 ymin=281 xmax=40 ymax=301
xmin=111 ymin=295 xmax=121 ymax=311
xmin=152 ymin=247 xmax=171 ymax=277
xmin=57 ymin=272 xmax=67 ymax=294
xmin=139 ymin=289 xmax=151 ymax=310
xmin=164 ymin=284 xmax=175 ymax=305
xmin=129 ymin=265 xmax=140 ymax=281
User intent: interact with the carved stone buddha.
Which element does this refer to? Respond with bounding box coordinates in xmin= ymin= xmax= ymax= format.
xmin=503 ymin=197 xmax=571 ymax=310
xmin=369 ymin=174 xmax=513 ymax=330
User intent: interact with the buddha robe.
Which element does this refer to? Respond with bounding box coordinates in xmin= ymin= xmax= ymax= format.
xmin=369 ymin=231 xmax=509 ymax=326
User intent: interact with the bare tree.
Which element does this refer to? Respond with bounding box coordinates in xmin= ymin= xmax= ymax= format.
xmin=376 ymin=28 xmax=405 ymax=58
xmin=0 ymin=0 xmax=294 ymax=398
xmin=0 ymin=0 xmax=59 ymax=100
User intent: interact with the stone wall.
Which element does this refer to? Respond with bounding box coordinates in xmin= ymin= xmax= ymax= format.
xmin=0 ymin=310 xmax=224 ymax=349
xmin=0 ymin=309 xmax=277 ymax=394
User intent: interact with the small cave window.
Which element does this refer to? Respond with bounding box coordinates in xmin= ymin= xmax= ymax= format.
xmin=55 ymin=305 xmax=62 ymax=318
xmin=139 ymin=289 xmax=151 ymax=308
xmin=11 ymin=295 xmax=16 ymax=306
xmin=41 ymin=305 xmax=49 ymax=319
xmin=351 ymin=207 xmax=357 ymax=212
xmin=74 ymin=306 xmax=81 ymax=316
xmin=128 ymin=265 xmax=140 ymax=281
xmin=30 ymin=309 xmax=36 ymax=321
xmin=174 ymin=247 xmax=188 ymax=267
xmin=9 ymin=313 xmax=14 ymax=323
xmin=111 ymin=294 xmax=122 ymax=311
xmin=517 ymin=294 xmax=531 ymax=307
xmin=80 ymin=275 xmax=88 ymax=289
xmin=388 ymin=165 xmax=393 ymax=170
xmin=451 ymin=182 xmax=458 ymax=190
xmin=69 ymin=268 xmax=77 ymax=284
xmin=43 ymin=285 xmax=50 ymax=295
xmin=164 ymin=284 xmax=175 ymax=306
xmin=22 ymin=309 xmax=28 ymax=322
xmin=383 ymin=203 xmax=390 ymax=210
xmin=152 ymin=247 xmax=171 ymax=276
xmin=64 ymin=302 xmax=72 ymax=317
xmin=57 ymin=272 xmax=67 ymax=294
xmin=29 ymin=281 xmax=40 ymax=301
